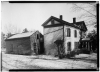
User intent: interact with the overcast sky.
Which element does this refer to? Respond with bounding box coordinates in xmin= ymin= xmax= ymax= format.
xmin=1 ymin=2 xmax=96 ymax=34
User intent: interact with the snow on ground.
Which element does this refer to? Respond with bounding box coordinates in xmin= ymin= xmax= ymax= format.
xmin=1 ymin=51 xmax=97 ymax=71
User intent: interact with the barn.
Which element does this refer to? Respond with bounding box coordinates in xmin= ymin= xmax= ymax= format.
xmin=5 ymin=31 xmax=44 ymax=55
xmin=42 ymin=15 xmax=87 ymax=56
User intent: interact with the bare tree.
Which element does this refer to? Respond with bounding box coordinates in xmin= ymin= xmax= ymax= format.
xmin=4 ymin=23 xmax=21 ymax=34
xmin=70 ymin=2 xmax=98 ymax=27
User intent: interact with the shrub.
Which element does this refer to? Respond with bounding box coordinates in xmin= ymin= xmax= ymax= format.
xmin=80 ymin=48 xmax=90 ymax=54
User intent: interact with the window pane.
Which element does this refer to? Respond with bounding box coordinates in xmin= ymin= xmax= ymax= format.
xmin=74 ymin=42 xmax=79 ymax=49
xmin=67 ymin=42 xmax=71 ymax=51
xmin=74 ymin=30 xmax=77 ymax=37
xmin=67 ymin=28 xmax=71 ymax=37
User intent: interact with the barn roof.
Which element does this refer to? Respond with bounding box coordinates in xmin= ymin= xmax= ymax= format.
xmin=6 ymin=31 xmax=36 ymax=40
xmin=42 ymin=16 xmax=87 ymax=31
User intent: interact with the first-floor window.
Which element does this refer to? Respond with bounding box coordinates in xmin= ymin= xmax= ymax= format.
xmin=74 ymin=42 xmax=79 ymax=49
xmin=67 ymin=42 xmax=71 ymax=51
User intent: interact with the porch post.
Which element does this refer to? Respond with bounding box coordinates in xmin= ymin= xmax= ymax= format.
xmin=88 ymin=42 xmax=90 ymax=51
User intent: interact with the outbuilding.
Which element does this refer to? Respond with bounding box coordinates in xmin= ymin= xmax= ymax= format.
xmin=5 ymin=31 xmax=44 ymax=55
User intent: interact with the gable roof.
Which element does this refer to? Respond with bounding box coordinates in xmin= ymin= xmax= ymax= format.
xmin=6 ymin=31 xmax=37 ymax=40
xmin=42 ymin=16 xmax=87 ymax=31
xmin=42 ymin=16 xmax=69 ymax=26
xmin=70 ymin=21 xmax=87 ymax=31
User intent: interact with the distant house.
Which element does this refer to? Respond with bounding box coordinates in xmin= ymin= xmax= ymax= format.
xmin=5 ymin=31 xmax=44 ymax=55
xmin=42 ymin=15 xmax=87 ymax=56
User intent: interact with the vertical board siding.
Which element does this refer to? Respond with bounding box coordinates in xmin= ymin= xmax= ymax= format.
xmin=6 ymin=38 xmax=31 ymax=55
xmin=30 ymin=33 xmax=36 ymax=54
xmin=44 ymin=26 xmax=63 ymax=56
xmin=30 ymin=31 xmax=43 ymax=54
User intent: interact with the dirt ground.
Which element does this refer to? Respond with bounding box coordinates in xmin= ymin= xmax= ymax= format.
xmin=1 ymin=49 xmax=97 ymax=71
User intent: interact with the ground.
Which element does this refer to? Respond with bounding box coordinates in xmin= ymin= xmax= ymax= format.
xmin=1 ymin=48 xmax=97 ymax=72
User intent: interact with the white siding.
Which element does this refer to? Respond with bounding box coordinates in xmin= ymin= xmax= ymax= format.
xmin=64 ymin=25 xmax=80 ymax=54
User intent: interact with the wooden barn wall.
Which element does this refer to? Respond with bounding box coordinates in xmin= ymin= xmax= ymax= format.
xmin=30 ymin=32 xmax=39 ymax=54
xmin=6 ymin=38 xmax=31 ymax=55
xmin=30 ymin=31 xmax=43 ymax=54
xmin=44 ymin=26 xmax=63 ymax=56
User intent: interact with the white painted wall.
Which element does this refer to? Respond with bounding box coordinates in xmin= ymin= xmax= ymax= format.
xmin=64 ymin=25 xmax=80 ymax=54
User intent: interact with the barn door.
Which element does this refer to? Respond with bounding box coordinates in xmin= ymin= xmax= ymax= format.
xmin=33 ymin=43 xmax=37 ymax=54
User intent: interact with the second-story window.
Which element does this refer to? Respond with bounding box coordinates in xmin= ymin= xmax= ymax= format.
xmin=74 ymin=30 xmax=77 ymax=37
xmin=67 ymin=28 xmax=71 ymax=37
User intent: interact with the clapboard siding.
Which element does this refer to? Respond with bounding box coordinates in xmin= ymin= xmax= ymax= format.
xmin=64 ymin=25 xmax=80 ymax=54
xmin=5 ymin=31 xmax=44 ymax=55
xmin=44 ymin=26 xmax=63 ymax=56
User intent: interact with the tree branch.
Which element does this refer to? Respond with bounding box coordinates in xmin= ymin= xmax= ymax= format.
xmin=73 ymin=3 xmax=96 ymax=18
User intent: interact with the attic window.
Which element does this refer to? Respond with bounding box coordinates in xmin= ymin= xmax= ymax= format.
xmin=51 ymin=19 xmax=54 ymax=24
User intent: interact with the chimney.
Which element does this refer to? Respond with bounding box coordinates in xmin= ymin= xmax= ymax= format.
xmin=73 ymin=17 xmax=76 ymax=23
xmin=60 ymin=15 xmax=63 ymax=20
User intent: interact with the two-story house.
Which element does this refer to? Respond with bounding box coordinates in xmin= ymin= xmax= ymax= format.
xmin=42 ymin=15 xmax=87 ymax=56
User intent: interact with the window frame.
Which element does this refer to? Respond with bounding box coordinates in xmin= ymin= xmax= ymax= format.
xmin=74 ymin=30 xmax=77 ymax=37
xmin=67 ymin=28 xmax=71 ymax=37
xmin=67 ymin=42 xmax=71 ymax=51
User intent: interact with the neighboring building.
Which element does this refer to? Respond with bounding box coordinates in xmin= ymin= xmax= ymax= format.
xmin=42 ymin=15 xmax=87 ymax=56
xmin=5 ymin=31 xmax=44 ymax=55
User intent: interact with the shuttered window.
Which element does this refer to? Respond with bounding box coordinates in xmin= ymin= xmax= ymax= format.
xmin=67 ymin=28 xmax=71 ymax=37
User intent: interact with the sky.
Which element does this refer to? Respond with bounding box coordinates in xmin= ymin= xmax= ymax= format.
xmin=1 ymin=2 xmax=96 ymax=34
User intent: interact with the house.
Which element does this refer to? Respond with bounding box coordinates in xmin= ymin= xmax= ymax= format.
xmin=5 ymin=31 xmax=44 ymax=55
xmin=42 ymin=15 xmax=87 ymax=56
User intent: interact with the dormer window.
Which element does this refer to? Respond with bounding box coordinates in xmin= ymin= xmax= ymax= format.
xmin=67 ymin=28 xmax=71 ymax=37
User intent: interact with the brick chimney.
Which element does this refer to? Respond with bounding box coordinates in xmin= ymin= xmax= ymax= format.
xmin=73 ymin=17 xmax=76 ymax=23
xmin=60 ymin=15 xmax=63 ymax=20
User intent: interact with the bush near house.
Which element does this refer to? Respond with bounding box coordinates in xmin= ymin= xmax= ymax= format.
xmin=80 ymin=48 xmax=91 ymax=54
xmin=65 ymin=48 xmax=91 ymax=58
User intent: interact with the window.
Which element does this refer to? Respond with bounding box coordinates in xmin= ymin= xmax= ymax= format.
xmin=67 ymin=42 xmax=71 ymax=51
xmin=67 ymin=28 xmax=71 ymax=37
xmin=74 ymin=30 xmax=77 ymax=37
xmin=74 ymin=42 xmax=79 ymax=49
xmin=51 ymin=19 xmax=54 ymax=24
